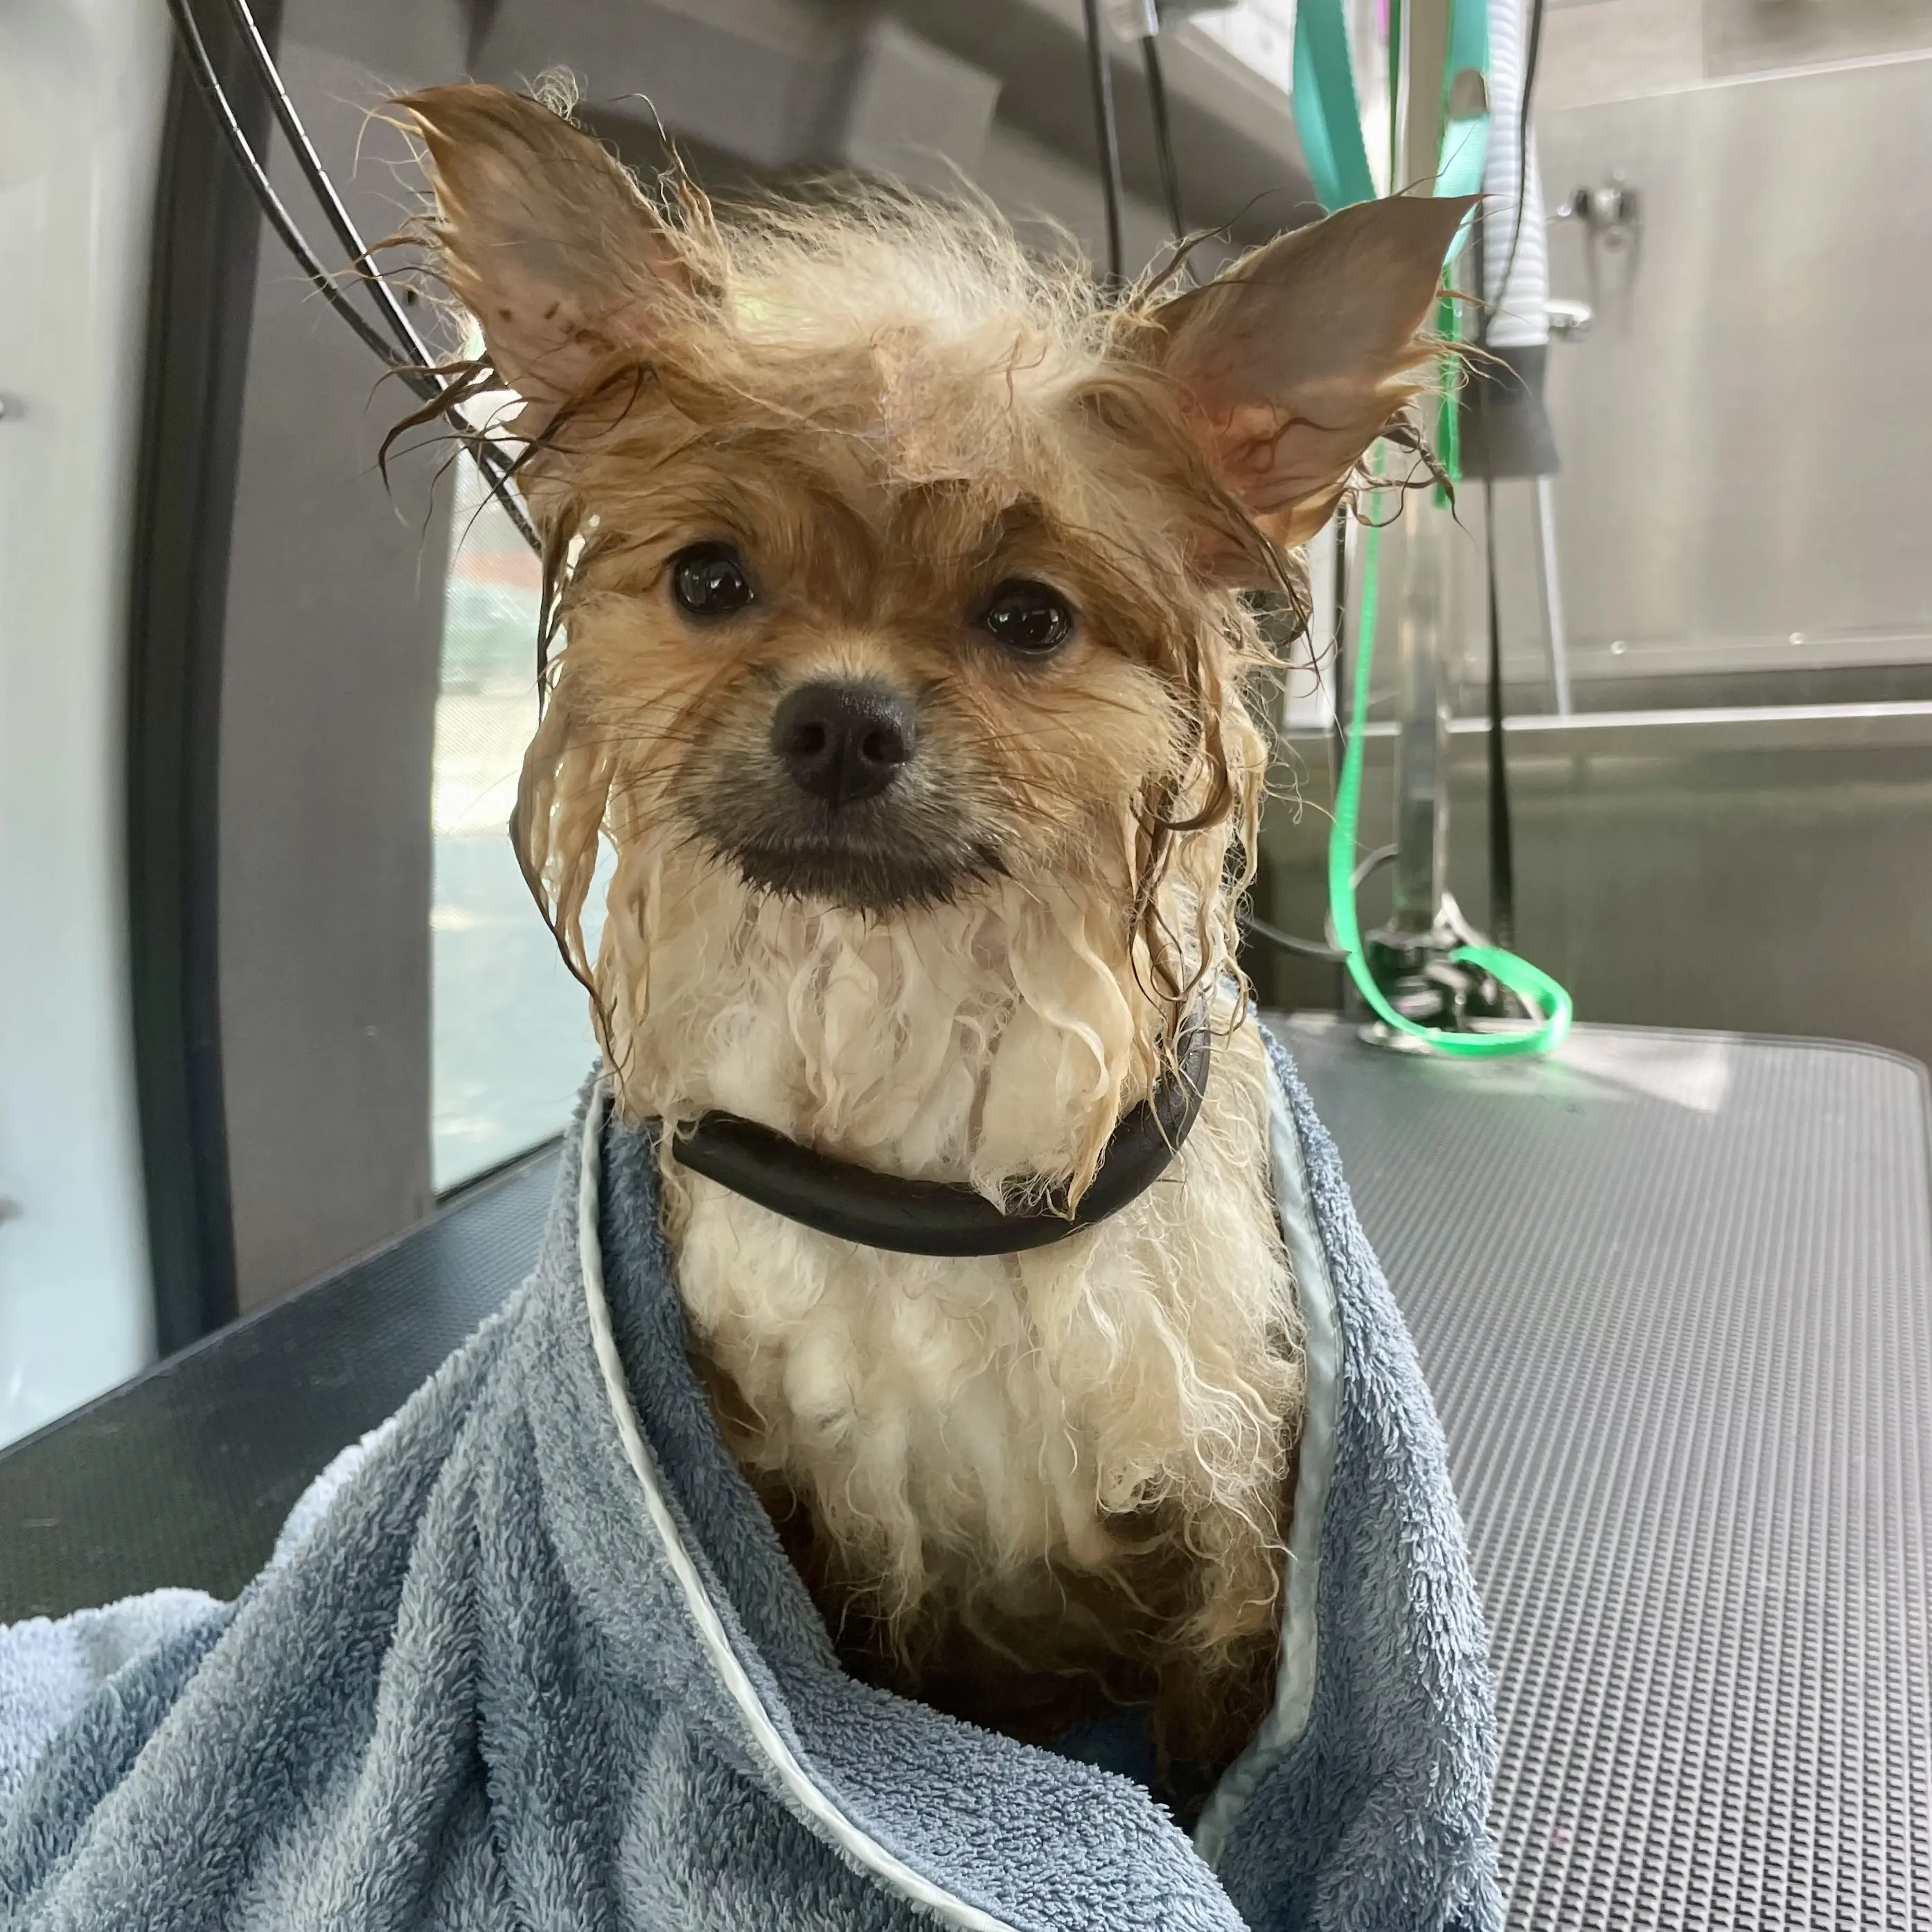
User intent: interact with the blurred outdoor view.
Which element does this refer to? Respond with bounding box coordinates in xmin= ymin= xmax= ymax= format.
xmin=431 ymin=459 xmax=597 ymax=1190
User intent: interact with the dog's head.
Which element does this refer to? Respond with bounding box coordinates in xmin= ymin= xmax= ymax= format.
xmin=400 ymin=85 xmax=1461 ymax=1103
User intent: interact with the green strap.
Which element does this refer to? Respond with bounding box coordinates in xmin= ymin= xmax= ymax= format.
xmin=1292 ymin=0 xmax=1376 ymax=211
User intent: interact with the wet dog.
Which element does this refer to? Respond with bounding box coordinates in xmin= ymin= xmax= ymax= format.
xmin=400 ymin=82 xmax=1461 ymax=1808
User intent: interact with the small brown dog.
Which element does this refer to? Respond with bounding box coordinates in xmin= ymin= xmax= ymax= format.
xmin=400 ymin=83 xmax=1460 ymax=1811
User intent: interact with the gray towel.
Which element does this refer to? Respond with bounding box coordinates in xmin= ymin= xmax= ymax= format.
xmin=0 ymin=1032 xmax=1500 ymax=1931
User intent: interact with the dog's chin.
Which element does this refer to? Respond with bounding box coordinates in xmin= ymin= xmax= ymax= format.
xmin=680 ymin=767 xmax=1007 ymax=916
xmin=727 ymin=835 xmax=1000 ymax=915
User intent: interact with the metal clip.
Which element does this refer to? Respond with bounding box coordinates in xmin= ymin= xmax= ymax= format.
xmin=1546 ymin=296 xmax=1593 ymax=341
xmin=1558 ymin=172 xmax=1642 ymax=251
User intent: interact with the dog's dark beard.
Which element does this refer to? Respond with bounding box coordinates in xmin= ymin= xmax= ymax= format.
xmin=681 ymin=765 xmax=1004 ymax=914
xmin=729 ymin=837 xmax=1002 ymax=913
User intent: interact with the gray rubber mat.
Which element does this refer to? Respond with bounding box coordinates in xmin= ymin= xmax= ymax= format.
xmin=1283 ymin=1014 xmax=1932 ymax=1931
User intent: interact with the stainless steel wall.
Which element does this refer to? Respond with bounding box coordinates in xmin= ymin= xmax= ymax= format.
xmin=1255 ymin=707 xmax=1932 ymax=1070
xmin=1535 ymin=51 xmax=1932 ymax=693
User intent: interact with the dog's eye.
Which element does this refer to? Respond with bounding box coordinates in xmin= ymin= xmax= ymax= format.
xmin=978 ymin=579 xmax=1074 ymax=656
xmin=670 ymin=542 xmax=755 ymax=619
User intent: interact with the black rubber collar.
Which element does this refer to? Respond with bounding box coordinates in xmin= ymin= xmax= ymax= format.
xmin=667 ymin=1016 xmax=1212 ymax=1257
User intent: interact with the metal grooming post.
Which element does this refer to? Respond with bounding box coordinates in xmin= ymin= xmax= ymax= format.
xmin=1534 ymin=473 xmax=1572 ymax=714
xmin=1388 ymin=482 xmax=1459 ymax=934
xmin=1385 ymin=0 xmax=1459 ymax=943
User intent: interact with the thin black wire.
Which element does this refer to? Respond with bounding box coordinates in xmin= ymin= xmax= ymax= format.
xmin=166 ymin=0 xmax=538 ymax=553
xmin=1480 ymin=470 xmax=1516 ymax=948
xmin=168 ymin=0 xmax=416 ymax=375
xmin=1141 ymin=34 xmax=1186 ymax=242
xmin=1240 ymin=914 xmax=1345 ymax=965
xmin=218 ymin=0 xmax=424 ymax=369
xmin=229 ymin=0 xmax=533 ymax=547
xmin=1470 ymin=206 xmax=1517 ymax=948
xmin=218 ymin=0 xmax=535 ymax=540
xmin=1080 ymin=0 xmax=1126 ymax=283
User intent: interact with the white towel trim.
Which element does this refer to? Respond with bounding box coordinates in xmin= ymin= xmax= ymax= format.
xmin=577 ymin=1083 xmax=1020 ymax=1932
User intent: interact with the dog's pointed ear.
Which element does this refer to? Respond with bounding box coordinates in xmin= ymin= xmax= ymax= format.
xmin=396 ymin=84 xmax=691 ymax=428
xmin=1151 ymin=195 xmax=1473 ymax=556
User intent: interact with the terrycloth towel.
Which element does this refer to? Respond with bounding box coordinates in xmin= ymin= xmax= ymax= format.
xmin=0 ymin=1033 xmax=1500 ymax=1931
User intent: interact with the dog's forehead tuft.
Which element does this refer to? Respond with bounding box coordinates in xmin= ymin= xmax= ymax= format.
xmin=711 ymin=308 xmax=1091 ymax=485
xmin=554 ymin=199 xmax=1229 ymax=577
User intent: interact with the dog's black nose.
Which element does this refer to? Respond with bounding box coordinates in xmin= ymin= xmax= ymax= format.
xmin=771 ymin=681 xmax=916 ymax=806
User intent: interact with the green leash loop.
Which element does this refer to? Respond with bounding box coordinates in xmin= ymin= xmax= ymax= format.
xmin=1329 ymin=502 xmax=1573 ymax=1057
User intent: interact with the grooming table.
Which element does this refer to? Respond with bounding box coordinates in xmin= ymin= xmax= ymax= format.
xmin=3 ymin=1022 xmax=1927 ymax=1927
xmin=1282 ymin=1015 xmax=1932 ymax=1931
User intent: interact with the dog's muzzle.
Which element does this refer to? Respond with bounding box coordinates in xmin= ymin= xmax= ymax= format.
xmin=682 ymin=679 xmax=999 ymax=914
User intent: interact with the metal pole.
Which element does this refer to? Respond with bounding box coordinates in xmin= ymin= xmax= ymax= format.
xmin=1385 ymin=0 xmax=1455 ymax=938
xmin=1388 ymin=504 xmax=1455 ymax=931
xmin=1535 ymin=472 xmax=1573 ymax=715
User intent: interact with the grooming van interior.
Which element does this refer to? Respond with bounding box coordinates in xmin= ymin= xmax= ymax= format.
xmin=3 ymin=1 xmax=1929 ymax=1928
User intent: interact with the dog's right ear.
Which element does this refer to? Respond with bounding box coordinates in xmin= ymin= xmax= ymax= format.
xmin=396 ymin=85 xmax=690 ymax=433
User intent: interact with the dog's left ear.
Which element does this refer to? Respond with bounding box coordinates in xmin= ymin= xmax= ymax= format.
xmin=1150 ymin=195 xmax=1474 ymax=562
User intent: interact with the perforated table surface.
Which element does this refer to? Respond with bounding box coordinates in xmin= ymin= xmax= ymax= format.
xmin=2 ymin=1020 xmax=1928 ymax=1928
xmin=1281 ymin=1015 xmax=1932 ymax=1932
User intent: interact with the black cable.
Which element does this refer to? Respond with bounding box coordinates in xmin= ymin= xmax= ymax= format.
xmin=1140 ymin=33 xmax=1186 ymax=242
xmin=218 ymin=0 xmax=423 ymax=366
xmin=1469 ymin=202 xmax=1516 ymax=949
xmin=168 ymin=0 xmax=419 ymax=375
xmin=1241 ymin=914 xmax=1346 ymax=965
xmin=1472 ymin=3 xmax=1545 ymax=951
xmin=1079 ymin=0 xmax=1126 ymax=283
xmin=217 ymin=0 xmax=519 ymax=503
xmin=216 ymin=0 xmax=535 ymax=539
xmin=165 ymin=0 xmax=538 ymax=553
